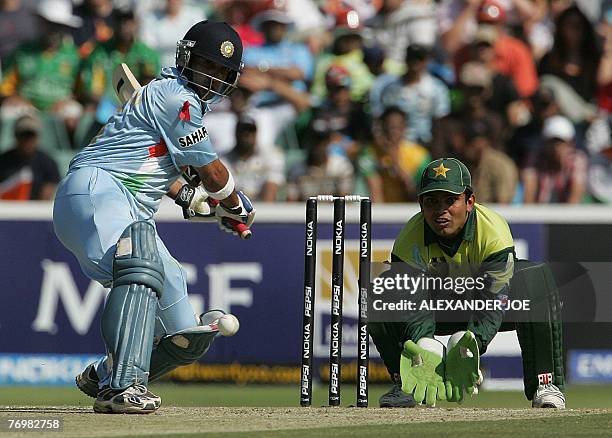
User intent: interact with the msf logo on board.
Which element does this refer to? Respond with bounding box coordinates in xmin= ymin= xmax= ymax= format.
xmin=32 ymin=260 xmax=108 ymax=335
xmin=33 ymin=260 xmax=261 ymax=335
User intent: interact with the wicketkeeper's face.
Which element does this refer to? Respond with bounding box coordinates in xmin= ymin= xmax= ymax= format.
xmin=420 ymin=191 xmax=475 ymax=239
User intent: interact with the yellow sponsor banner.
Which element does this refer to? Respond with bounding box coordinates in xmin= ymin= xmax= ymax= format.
xmin=164 ymin=361 xmax=390 ymax=384
xmin=317 ymin=240 xmax=393 ymax=314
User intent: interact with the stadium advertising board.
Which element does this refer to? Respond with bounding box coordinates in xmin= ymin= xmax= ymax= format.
xmin=1 ymin=203 xmax=605 ymax=385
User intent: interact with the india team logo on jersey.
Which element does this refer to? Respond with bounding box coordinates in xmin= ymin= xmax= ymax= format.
xmin=178 ymin=127 xmax=209 ymax=148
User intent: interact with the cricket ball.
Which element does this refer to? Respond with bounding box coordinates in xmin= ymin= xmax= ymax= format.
xmin=218 ymin=314 xmax=240 ymax=336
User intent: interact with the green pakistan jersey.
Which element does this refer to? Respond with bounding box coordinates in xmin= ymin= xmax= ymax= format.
xmin=0 ymin=40 xmax=80 ymax=110
xmin=391 ymin=203 xmax=515 ymax=352
xmin=79 ymin=39 xmax=160 ymax=103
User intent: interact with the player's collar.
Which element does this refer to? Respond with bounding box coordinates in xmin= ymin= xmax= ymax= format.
xmin=162 ymin=67 xmax=210 ymax=113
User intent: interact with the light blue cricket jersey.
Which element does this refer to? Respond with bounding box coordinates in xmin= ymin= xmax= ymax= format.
xmin=69 ymin=67 xmax=217 ymax=215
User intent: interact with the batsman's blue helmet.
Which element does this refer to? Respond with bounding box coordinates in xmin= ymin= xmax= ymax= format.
xmin=176 ymin=20 xmax=244 ymax=103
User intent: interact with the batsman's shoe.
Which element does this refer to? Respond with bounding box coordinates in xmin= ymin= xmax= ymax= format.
xmin=76 ymin=363 xmax=99 ymax=398
xmin=134 ymin=385 xmax=162 ymax=409
xmin=532 ymin=384 xmax=566 ymax=409
xmin=379 ymin=383 xmax=417 ymax=408
xmin=93 ymin=384 xmax=160 ymax=414
xmin=200 ymin=309 xmax=226 ymax=326
xmin=76 ymin=364 xmax=161 ymax=409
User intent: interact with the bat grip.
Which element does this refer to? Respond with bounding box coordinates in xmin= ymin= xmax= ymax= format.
xmin=227 ymin=219 xmax=252 ymax=240
xmin=207 ymin=198 xmax=252 ymax=239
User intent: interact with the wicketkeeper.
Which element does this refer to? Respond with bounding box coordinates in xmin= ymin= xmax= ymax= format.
xmin=370 ymin=158 xmax=565 ymax=409
xmin=53 ymin=21 xmax=254 ymax=414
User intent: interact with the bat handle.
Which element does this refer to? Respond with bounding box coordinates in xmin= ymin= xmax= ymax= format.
xmin=207 ymin=198 xmax=252 ymax=239
xmin=228 ymin=220 xmax=252 ymax=240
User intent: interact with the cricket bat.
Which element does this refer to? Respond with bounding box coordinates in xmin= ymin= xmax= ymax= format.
xmin=111 ymin=63 xmax=252 ymax=240
xmin=112 ymin=63 xmax=141 ymax=103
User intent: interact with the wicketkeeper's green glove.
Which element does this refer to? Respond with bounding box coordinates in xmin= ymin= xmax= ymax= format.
xmin=445 ymin=330 xmax=483 ymax=403
xmin=400 ymin=338 xmax=447 ymax=407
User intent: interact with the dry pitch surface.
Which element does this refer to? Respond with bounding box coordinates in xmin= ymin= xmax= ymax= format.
xmin=1 ymin=407 xmax=611 ymax=437
xmin=1 ymin=385 xmax=611 ymax=437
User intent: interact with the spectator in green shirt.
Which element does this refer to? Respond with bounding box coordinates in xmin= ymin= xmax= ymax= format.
xmin=0 ymin=0 xmax=82 ymax=112
xmin=310 ymin=12 xmax=374 ymax=103
xmin=79 ymin=9 xmax=160 ymax=123
xmin=358 ymin=106 xmax=430 ymax=202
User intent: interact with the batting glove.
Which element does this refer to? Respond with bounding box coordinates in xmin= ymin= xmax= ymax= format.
xmin=175 ymin=184 xmax=216 ymax=222
xmin=215 ymin=191 xmax=255 ymax=236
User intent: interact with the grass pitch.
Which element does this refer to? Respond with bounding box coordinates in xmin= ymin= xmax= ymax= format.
xmin=0 ymin=384 xmax=610 ymax=437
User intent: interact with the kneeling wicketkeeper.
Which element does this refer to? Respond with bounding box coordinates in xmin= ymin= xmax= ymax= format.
xmin=369 ymin=158 xmax=565 ymax=409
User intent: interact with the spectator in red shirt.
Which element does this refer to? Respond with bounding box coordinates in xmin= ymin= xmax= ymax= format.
xmin=215 ymin=0 xmax=266 ymax=48
xmin=453 ymin=0 xmax=539 ymax=98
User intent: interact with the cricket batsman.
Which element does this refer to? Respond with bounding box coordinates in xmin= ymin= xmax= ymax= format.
xmin=52 ymin=21 xmax=254 ymax=414
xmin=370 ymin=158 xmax=565 ymax=409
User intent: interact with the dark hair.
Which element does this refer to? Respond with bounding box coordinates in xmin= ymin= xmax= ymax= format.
xmin=331 ymin=32 xmax=362 ymax=56
xmin=543 ymin=6 xmax=601 ymax=96
xmin=553 ymin=6 xmax=600 ymax=58
xmin=380 ymin=106 xmax=406 ymax=122
xmin=464 ymin=187 xmax=474 ymax=202
xmin=405 ymin=44 xmax=429 ymax=62
xmin=236 ymin=115 xmax=257 ymax=132
xmin=464 ymin=119 xmax=492 ymax=143
xmin=113 ymin=8 xmax=135 ymax=23
xmin=363 ymin=45 xmax=385 ymax=65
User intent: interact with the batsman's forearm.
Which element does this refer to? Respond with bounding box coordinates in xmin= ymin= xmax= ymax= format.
xmin=166 ymin=180 xmax=184 ymax=199
xmin=219 ymin=192 xmax=239 ymax=208
xmin=197 ymin=160 xmax=239 ymax=208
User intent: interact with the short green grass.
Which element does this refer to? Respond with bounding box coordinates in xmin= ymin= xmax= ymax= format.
xmin=219 ymin=414 xmax=612 ymax=438
xmin=1 ymin=385 xmax=609 ymax=437
xmin=0 ymin=383 xmax=609 ymax=409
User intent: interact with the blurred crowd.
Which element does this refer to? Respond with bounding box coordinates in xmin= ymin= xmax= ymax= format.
xmin=0 ymin=0 xmax=610 ymax=204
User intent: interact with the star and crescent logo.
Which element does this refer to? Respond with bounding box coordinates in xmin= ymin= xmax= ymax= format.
xmin=432 ymin=163 xmax=451 ymax=178
xmin=220 ymin=41 xmax=234 ymax=58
